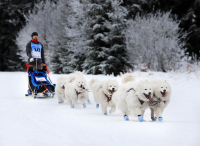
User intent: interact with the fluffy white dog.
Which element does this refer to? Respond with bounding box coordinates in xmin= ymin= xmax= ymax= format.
xmin=89 ymin=79 xmax=119 ymax=115
xmin=149 ymin=80 xmax=171 ymax=122
xmin=65 ymin=71 xmax=88 ymax=108
xmin=113 ymin=74 xmax=153 ymax=122
xmin=55 ymin=76 xmax=67 ymax=103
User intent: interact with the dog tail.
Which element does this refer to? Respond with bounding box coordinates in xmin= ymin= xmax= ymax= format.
xmin=89 ymin=79 xmax=98 ymax=91
xmin=67 ymin=74 xmax=77 ymax=83
xmin=121 ymin=73 xmax=135 ymax=84
xmin=74 ymin=71 xmax=83 ymax=77
xmin=57 ymin=76 xmax=67 ymax=83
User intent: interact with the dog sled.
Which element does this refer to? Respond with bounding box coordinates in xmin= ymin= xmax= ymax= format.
xmin=25 ymin=63 xmax=55 ymax=99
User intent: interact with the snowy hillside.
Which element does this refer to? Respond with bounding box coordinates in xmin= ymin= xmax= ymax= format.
xmin=0 ymin=71 xmax=200 ymax=146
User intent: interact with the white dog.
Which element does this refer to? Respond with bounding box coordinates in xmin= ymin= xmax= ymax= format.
xmin=113 ymin=74 xmax=153 ymax=122
xmin=65 ymin=71 xmax=88 ymax=108
xmin=55 ymin=76 xmax=67 ymax=103
xmin=112 ymin=74 xmax=135 ymax=120
xmin=149 ymin=80 xmax=171 ymax=122
xmin=89 ymin=79 xmax=119 ymax=115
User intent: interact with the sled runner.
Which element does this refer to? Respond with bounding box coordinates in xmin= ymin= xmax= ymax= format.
xmin=25 ymin=64 xmax=56 ymax=99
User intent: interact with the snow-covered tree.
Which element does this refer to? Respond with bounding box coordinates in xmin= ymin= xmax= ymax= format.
xmin=0 ymin=0 xmax=35 ymax=71
xmin=126 ymin=11 xmax=188 ymax=72
xmin=182 ymin=0 xmax=200 ymax=62
xmin=106 ymin=0 xmax=132 ymax=75
xmin=17 ymin=0 xmax=64 ymax=67
xmin=17 ymin=0 xmax=88 ymax=73
xmin=61 ymin=0 xmax=89 ymax=74
xmin=82 ymin=0 xmax=132 ymax=76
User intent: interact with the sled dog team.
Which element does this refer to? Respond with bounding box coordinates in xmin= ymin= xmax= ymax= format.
xmin=55 ymin=71 xmax=171 ymax=122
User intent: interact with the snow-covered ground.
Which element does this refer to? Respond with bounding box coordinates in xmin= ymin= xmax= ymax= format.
xmin=0 ymin=71 xmax=200 ymax=146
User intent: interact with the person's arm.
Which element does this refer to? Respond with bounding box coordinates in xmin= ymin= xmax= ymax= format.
xmin=41 ymin=44 xmax=46 ymax=64
xmin=26 ymin=42 xmax=32 ymax=58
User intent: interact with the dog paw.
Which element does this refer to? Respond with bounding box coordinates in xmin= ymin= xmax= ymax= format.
xmin=71 ymin=104 xmax=74 ymax=108
xmin=83 ymin=104 xmax=86 ymax=108
xmin=96 ymin=104 xmax=99 ymax=108
xmin=104 ymin=113 xmax=107 ymax=116
xmin=151 ymin=117 xmax=157 ymax=121
xmin=138 ymin=115 xmax=143 ymax=122
xmin=158 ymin=117 xmax=163 ymax=122
xmin=87 ymin=100 xmax=91 ymax=104
xmin=58 ymin=101 xmax=63 ymax=104
xmin=124 ymin=115 xmax=129 ymax=121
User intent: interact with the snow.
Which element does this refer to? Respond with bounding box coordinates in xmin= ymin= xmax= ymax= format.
xmin=93 ymin=24 xmax=101 ymax=31
xmin=0 ymin=71 xmax=200 ymax=146
xmin=94 ymin=33 xmax=105 ymax=40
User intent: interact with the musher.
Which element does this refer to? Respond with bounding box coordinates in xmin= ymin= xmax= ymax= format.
xmin=26 ymin=32 xmax=46 ymax=95
xmin=26 ymin=32 xmax=46 ymax=69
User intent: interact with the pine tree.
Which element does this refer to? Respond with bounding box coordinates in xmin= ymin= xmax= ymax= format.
xmin=62 ymin=0 xmax=88 ymax=74
xmin=83 ymin=0 xmax=132 ymax=76
xmin=183 ymin=0 xmax=200 ymax=61
xmin=121 ymin=0 xmax=142 ymax=19
xmin=0 ymin=0 xmax=35 ymax=71
xmin=51 ymin=50 xmax=63 ymax=74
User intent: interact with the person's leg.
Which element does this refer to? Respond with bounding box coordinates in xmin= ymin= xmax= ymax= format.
xmin=28 ymin=74 xmax=32 ymax=95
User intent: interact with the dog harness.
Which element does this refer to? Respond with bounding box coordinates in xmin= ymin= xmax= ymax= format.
xmin=149 ymin=94 xmax=166 ymax=106
xmin=75 ymin=86 xmax=86 ymax=97
xmin=105 ymin=94 xmax=112 ymax=102
xmin=136 ymin=95 xmax=145 ymax=105
xmin=138 ymin=98 xmax=144 ymax=105
xmin=127 ymin=88 xmax=135 ymax=92
xmin=75 ymin=89 xmax=81 ymax=97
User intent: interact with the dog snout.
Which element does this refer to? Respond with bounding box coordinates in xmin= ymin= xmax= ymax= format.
xmin=148 ymin=92 xmax=151 ymax=95
xmin=112 ymin=88 xmax=115 ymax=91
xmin=163 ymin=89 xmax=166 ymax=92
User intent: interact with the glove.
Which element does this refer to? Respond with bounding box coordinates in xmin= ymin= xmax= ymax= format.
xmin=40 ymin=63 xmax=46 ymax=66
xmin=30 ymin=58 xmax=34 ymax=62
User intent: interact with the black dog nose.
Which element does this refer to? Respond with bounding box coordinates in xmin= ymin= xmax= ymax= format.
xmin=149 ymin=92 xmax=151 ymax=95
xmin=112 ymin=88 xmax=115 ymax=90
xmin=164 ymin=90 xmax=166 ymax=92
